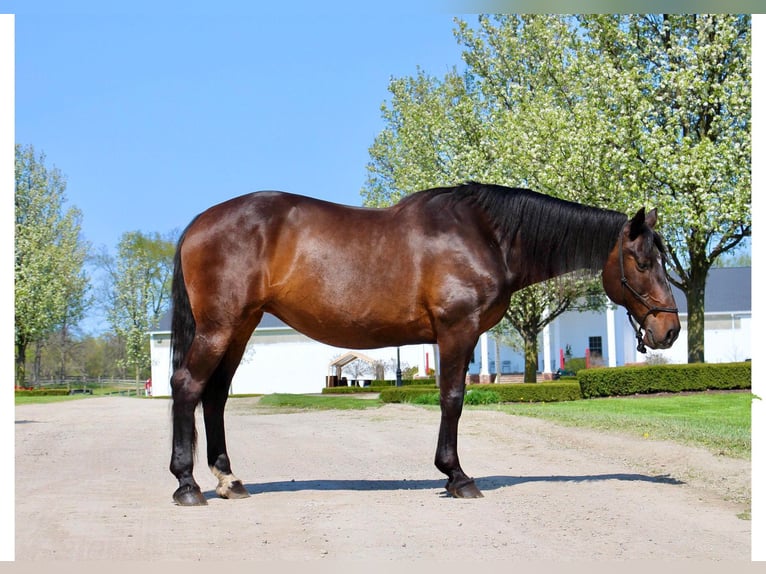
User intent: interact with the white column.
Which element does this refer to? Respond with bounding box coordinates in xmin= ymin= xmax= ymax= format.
xmin=479 ymin=332 xmax=490 ymax=383
xmin=542 ymin=321 xmax=552 ymax=377
xmin=606 ymin=298 xmax=617 ymax=367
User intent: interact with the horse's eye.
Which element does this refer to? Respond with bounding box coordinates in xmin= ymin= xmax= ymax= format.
xmin=636 ymin=260 xmax=650 ymax=271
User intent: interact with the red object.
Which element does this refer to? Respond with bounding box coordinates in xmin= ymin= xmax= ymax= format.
xmin=145 ymin=378 xmax=152 ymax=396
xmin=585 ymin=348 xmax=590 ymax=369
xmin=425 ymin=352 xmax=429 ymax=374
xmin=560 ymin=348 xmax=565 ymax=369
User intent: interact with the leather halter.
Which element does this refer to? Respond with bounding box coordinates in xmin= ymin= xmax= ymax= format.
xmin=618 ymin=232 xmax=679 ymax=353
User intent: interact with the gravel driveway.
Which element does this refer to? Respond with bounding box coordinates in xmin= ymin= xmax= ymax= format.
xmin=15 ymin=396 xmax=751 ymax=561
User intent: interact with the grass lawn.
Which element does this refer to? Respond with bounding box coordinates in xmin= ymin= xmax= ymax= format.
xmin=486 ymin=390 xmax=753 ymax=459
xmin=255 ymin=393 xmax=383 ymax=411
xmin=14 ymin=394 xmax=91 ymax=406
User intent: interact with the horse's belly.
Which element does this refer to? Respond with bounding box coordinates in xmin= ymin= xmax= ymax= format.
xmin=264 ymin=299 xmax=435 ymax=350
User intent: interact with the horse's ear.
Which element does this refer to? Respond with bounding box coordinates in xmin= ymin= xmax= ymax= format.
xmin=645 ymin=208 xmax=658 ymax=229
xmin=629 ymin=207 xmax=646 ymax=239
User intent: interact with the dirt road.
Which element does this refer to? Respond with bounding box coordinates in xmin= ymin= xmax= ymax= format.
xmin=15 ymin=396 xmax=751 ymax=561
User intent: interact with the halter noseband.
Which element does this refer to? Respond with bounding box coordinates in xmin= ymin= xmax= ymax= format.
xmin=618 ymin=233 xmax=679 ymax=353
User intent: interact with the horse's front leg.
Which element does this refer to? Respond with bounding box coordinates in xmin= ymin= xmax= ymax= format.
xmin=434 ymin=339 xmax=484 ymax=499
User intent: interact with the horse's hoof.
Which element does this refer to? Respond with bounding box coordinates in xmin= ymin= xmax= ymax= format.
xmin=173 ymin=486 xmax=208 ymax=506
xmin=446 ymin=478 xmax=484 ymax=499
xmin=219 ymin=480 xmax=250 ymax=500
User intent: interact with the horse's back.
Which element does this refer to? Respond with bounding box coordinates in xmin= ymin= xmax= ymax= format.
xmin=178 ymin=189 xmax=510 ymax=348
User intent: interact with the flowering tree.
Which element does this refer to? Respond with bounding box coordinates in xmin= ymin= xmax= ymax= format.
xmin=14 ymin=145 xmax=90 ymax=386
xmin=364 ymin=14 xmax=750 ymax=364
xmin=101 ymin=231 xmax=175 ymax=383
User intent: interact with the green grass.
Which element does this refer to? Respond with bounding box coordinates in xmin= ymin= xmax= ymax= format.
xmin=15 ymin=394 xmax=93 ymax=405
xmin=255 ymin=393 xmax=383 ymax=411
xmin=484 ymin=391 xmax=753 ymax=459
xmin=15 ymin=386 xmax=149 ymax=405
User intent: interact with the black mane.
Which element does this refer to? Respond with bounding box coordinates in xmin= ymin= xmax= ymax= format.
xmin=403 ymin=182 xmax=628 ymax=276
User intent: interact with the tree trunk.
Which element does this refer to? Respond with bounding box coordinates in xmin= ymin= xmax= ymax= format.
xmin=34 ymin=341 xmax=43 ymax=385
xmin=523 ymin=332 xmax=538 ymax=383
xmin=15 ymin=341 xmax=26 ymax=388
xmin=686 ymin=271 xmax=707 ymax=364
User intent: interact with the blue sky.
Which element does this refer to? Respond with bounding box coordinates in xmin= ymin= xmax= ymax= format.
xmin=12 ymin=3 xmax=470 ymax=255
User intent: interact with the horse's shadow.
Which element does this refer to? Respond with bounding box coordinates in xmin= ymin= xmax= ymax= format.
xmin=201 ymin=473 xmax=684 ymax=500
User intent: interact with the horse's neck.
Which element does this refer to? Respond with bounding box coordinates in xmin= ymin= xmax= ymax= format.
xmin=513 ymin=206 xmax=626 ymax=286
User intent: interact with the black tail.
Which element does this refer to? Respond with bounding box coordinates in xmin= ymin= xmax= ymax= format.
xmin=170 ymin=227 xmax=196 ymax=376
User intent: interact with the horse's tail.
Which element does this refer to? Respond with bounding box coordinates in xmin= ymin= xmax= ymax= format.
xmin=170 ymin=224 xmax=196 ymax=375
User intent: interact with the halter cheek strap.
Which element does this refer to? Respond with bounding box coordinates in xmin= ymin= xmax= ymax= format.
xmin=618 ymin=233 xmax=679 ymax=353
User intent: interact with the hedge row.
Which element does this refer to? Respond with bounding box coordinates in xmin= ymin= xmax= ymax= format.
xmin=322 ymin=385 xmax=413 ymax=395
xmin=380 ymin=382 xmax=582 ymax=404
xmin=322 ymin=378 xmax=436 ymax=394
xmin=14 ymin=389 xmax=71 ymax=397
xmin=577 ymin=361 xmax=751 ymax=398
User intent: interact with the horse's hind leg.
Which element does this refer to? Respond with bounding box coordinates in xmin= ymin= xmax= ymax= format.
xmin=170 ymin=327 xmax=235 ymax=506
xmin=202 ymin=314 xmax=261 ymax=500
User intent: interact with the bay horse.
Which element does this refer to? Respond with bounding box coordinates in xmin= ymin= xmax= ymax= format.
xmin=169 ymin=182 xmax=680 ymax=506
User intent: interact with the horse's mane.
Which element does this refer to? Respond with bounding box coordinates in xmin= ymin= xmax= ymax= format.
xmin=399 ymin=182 xmax=628 ymax=275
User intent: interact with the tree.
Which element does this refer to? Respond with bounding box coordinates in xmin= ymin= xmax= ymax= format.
xmin=14 ymin=144 xmax=90 ymax=386
xmin=100 ymin=231 xmax=175 ymax=383
xmin=578 ymin=14 xmax=751 ymax=363
xmin=365 ymin=14 xmax=751 ymax=364
xmin=362 ymin=19 xmax=620 ymax=372
xmin=491 ymin=276 xmax=605 ymax=382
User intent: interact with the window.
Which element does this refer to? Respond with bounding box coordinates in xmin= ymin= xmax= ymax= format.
xmin=588 ymin=336 xmax=603 ymax=358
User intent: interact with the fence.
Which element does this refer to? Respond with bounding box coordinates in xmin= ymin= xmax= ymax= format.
xmin=22 ymin=377 xmax=151 ymax=397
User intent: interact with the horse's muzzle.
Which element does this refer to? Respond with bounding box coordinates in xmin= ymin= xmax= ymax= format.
xmin=645 ymin=324 xmax=680 ymax=350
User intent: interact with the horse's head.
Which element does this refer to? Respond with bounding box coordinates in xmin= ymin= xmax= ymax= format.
xmin=603 ymin=208 xmax=681 ymax=352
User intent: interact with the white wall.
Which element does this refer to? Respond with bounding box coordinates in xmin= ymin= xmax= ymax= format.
xmin=149 ymin=330 xmax=430 ymax=397
xmin=150 ymin=311 xmax=752 ymax=395
xmin=643 ymin=314 xmax=751 ymax=365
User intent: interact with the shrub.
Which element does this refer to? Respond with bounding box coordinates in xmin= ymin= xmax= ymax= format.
xmin=379 ymin=387 xmax=441 ymax=404
xmin=322 ymin=382 xmax=436 ymax=394
xmin=566 ymin=357 xmax=587 ymax=372
xmin=379 ymin=382 xmax=581 ymax=404
xmin=322 ymin=385 xmax=392 ymax=394
xmin=578 ymin=362 xmax=751 ymax=398
xmin=14 ymin=388 xmax=70 ymax=397
xmin=465 ymin=388 xmax=501 ymax=405
xmin=485 ymin=382 xmax=582 ymax=403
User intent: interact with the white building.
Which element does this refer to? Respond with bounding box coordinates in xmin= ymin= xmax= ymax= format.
xmin=149 ymin=267 xmax=750 ymax=395
xmin=469 ymin=267 xmax=751 ymax=378
xmin=149 ymin=312 xmax=436 ymax=397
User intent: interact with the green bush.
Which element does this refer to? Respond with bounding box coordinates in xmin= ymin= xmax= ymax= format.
xmin=372 ymin=378 xmax=437 ymax=387
xmin=565 ymin=357 xmax=587 ymax=372
xmin=322 ymin=382 xmax=436 ymax=395
xmin=465 ymin=388 xmax=502 ymax=405
xmin=14 ymin=388 xmax=70 ymax=397
xmin=578 ymin=362 xmax=751 ymax=398
xmin=322 ymin=385 xmax=390 ymax=394
xmin=486 ymin=382 xmax=582 ymax=403
xmin=379 ymin=387 xmax=441 ymax=403
xmin=380 ymin=382 xmax=581 ymax=404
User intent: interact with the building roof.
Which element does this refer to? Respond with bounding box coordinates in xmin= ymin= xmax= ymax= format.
xmin=669 ymin=266 xmax=750 ymax=314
